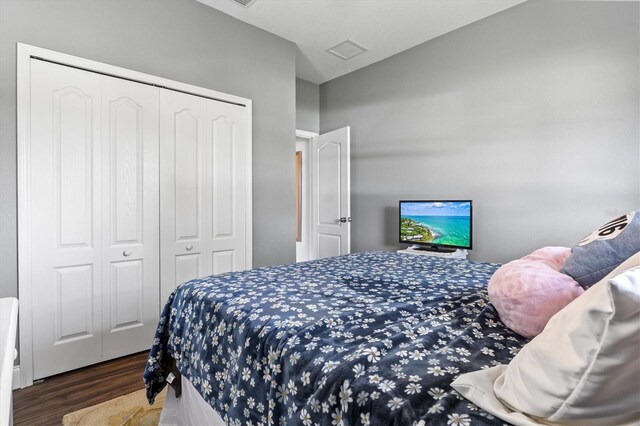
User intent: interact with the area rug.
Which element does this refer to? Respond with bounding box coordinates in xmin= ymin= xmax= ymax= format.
xmin=62 ymin=388 xmax=166 ymax=426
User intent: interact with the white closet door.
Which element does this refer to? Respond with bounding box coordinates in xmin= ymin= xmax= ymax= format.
xmin=205 ymin=99 xmax=247 ymax=276
xmin=160 ymin=90 xmax=207 ymax=303
xmin=100 ymin=76 xmax=160 ymax=359
xmin=30 ymin=60 xmax=103 ymax=379
xmin=160 ymin=91 xmax=248 ymax=303
xmin=29 ymin=60 xmax=160 ymax=378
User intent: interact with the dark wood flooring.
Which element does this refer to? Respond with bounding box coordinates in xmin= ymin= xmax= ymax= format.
xmin=13 ymin=351 xmax=149 ymax=425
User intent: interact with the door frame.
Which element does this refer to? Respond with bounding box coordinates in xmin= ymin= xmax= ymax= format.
xmin=16 ymin=43 xmax=253 ymax=387
xmin=295 ymin=130 xmax=318 ymax=262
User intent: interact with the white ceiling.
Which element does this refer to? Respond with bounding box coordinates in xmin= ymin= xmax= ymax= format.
xmin=197 ymin=0 xmax=527 ymax=84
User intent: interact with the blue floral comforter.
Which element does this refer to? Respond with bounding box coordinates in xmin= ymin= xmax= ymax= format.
xmin=144 ymin=252 xmax=527 ymax=426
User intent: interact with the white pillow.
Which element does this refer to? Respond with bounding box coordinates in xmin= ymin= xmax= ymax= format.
xmin=451 ymin=252 xmax=640 ymax=425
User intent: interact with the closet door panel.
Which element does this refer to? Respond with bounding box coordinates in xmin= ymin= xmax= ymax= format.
xmin=212 ymin=250 xmax=234 ymax=275
xmin=30 ymin=60 xmax=103 ymax=380
xmin=174 ymin=112 xmax=201 ymax=241
xmin=101 ymin=76 xmax=159 ymax=359
xmin=53 ymin=265 xmax=95 ymax=343
xmin=160 ymin=90 xmax=208 ymax=303
xmin=210 ymin=117 xmax=233 ymax=238
xmin=175 ymin=254 xmax=201 ymax=285
xmin=206 ymin=100 xmax=247 ymax=274
xmin=109 ymin=260 xmax=143 ymax=328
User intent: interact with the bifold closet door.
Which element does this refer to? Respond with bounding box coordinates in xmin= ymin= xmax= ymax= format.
xmin=30 ymin=60 xmax=103 ymax=379
xmin=29 ymin=59 xmax=160 ymax=379
xmin=100 ymin=76 xmax=160 ymax=360
xmin=160 ymin=90 xmax=248 ymax=303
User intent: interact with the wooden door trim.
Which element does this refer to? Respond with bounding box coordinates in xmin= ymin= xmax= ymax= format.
xmin=17 ymin=43 xmax=253 ymax=387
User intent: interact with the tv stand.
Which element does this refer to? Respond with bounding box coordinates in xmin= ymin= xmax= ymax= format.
xmin=408 ymin=244 xmax=456 ymax=253
xmin=397 ymin=247 xmax=468 ymax=259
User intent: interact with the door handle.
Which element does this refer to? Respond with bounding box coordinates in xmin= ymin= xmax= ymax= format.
xmin=339 ymin=217 xmax=352 ymax=223
xmin=186 ymin=244 xmax=193 ymax=251
xmin=123 ymin=250 xmax=131 ymax=257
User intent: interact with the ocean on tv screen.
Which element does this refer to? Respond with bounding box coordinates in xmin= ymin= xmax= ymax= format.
xmin=400 ymin=215 xmax=470 ymax=247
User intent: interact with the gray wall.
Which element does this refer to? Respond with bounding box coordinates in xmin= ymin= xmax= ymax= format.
xmin=296 ymin=78 xmax=320 ymax=133
xmin=0 ymin=0 xmax=297 ymax=301
xmin=320 ymin=1 xmax=640 ymax=263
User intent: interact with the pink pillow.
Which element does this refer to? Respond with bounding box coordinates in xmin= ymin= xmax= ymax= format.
xmin=488 ymin=247 xmax=584 ymax=338
xmin=521 ymin=246 xmax=572 ymax=270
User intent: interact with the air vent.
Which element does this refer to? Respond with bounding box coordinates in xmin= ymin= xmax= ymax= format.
xmin=327 ymin=40 xmax=368 ymax=61
xmin=230 ymin=0 xmax=257 ymax=7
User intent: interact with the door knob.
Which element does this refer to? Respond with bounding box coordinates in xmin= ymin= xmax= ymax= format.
xmin=186 ymin=244 xmax=193 ymax=251
xmin=339 ymin=217 xmax=352 ymax=223
xmin=123 ymin=250 xmax=131 ymax=257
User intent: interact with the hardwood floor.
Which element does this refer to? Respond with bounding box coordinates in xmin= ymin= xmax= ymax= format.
xmin=13 ymin=351 xmax=149 ymax=425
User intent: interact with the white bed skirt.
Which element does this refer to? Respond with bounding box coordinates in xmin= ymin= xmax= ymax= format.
xmin=159 ymin=376 xmax=225 ymax=426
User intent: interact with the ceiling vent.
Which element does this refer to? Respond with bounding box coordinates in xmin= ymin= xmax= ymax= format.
xmin=230 ymin=0 xmax=257 ymax=7
xmin=327 ymin=40 xmax=368 ymax=61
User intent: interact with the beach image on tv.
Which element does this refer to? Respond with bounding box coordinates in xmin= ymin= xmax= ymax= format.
xmin=400 ymin=201 xmax=471 ymax=247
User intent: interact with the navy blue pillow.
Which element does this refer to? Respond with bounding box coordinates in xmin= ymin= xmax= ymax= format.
xmin=561 ymin=210 xmax=640 ymax=289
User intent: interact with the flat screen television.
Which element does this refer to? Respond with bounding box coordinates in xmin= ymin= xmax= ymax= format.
xmin=399 ymin=200 xmax=472 ymax=252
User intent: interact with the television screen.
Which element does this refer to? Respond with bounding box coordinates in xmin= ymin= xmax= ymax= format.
xmin=399 ymin=200 xmax=472 ymax=250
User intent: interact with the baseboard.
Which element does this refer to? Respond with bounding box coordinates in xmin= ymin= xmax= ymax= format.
xmin=12 ymin=366 xmax=21 ymax=390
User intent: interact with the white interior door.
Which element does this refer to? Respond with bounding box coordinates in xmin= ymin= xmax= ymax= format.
xmin=30 ymin=60 xmax=104 ymax=379
xmin=100 ymin=75 xmax=160 ymax=359
xmin=311 ymin=127 xmax=351 ymax=259
xmin=160 ymin=90 xmax=248 ymax=303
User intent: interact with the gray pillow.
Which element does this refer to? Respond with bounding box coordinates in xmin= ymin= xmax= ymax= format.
xmin=562 ymin=210 xmax=640 ymax=289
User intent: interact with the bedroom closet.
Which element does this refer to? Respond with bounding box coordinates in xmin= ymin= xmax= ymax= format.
xmin=18 ymin=45 xmax=252 ymax=384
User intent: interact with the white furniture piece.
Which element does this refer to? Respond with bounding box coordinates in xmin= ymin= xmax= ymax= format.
xmin=397 ymin=248 xmax=468 ymax=259
xmin=0 ymin=298 xmax=18 ymax=426
xmin=18 ymin=44 xmax=252 ymax=385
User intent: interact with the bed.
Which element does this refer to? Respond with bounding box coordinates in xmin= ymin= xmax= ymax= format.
xmin=144 ymin=251 xmax=529 ymax=425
